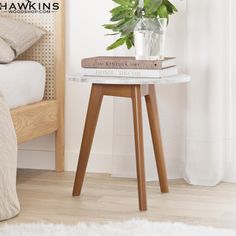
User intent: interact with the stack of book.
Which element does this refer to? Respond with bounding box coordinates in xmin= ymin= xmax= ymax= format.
xmin=81 ymin=56 xmax=177 ymax=78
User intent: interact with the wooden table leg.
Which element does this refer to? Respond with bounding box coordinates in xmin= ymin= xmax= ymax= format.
xmin=73 ymin=84 xmax=103 ymax=196
xmin=131 ymin=85 xmax=147 ymax=211
xmin=145 ymin=85 xmax=169 ymax=193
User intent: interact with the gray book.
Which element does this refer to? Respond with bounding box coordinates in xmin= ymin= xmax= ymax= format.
xmin=82 ymin=56 xmax=176 ymax=70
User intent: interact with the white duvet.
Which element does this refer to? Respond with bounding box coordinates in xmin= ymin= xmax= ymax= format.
xmin=0 ymin=61 xmax=46 ymax=109
xmin=0 ymin=93 xmax=20 ymax=221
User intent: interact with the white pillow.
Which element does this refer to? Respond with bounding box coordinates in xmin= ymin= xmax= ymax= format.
xmin=0 ymin=16 xmax=46 ymax=57
xmin=0 ymin=37 xmax=15 ymax=63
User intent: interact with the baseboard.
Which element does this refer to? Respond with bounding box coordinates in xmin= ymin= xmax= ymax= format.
xmin=65 ymin=151 xmax=112 ymax=173
xmin=18 ymin=149 xmax=55 ymax=170
xmin=17 ymin=149 xmax=113 ymax=173
xmin=224 ymin=160 xmax=236 ymax=182
xmin=18 ymin=149 xmax=184 ymax=180
xmin=112 ymin=154 xmax=184 ymax=181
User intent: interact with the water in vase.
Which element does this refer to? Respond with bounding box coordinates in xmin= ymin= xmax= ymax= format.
xmin=134 ymin=18 xmax=167 ymax=61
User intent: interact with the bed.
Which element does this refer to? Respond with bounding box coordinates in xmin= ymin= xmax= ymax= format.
xmin=0 ymin=0 xmax=65 ymax=172
xmin=0 ymin=61 xmax=46 ymax=109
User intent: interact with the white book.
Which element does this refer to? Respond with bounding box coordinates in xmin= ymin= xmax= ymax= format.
xmin=81 ymin=66 xmax=178 ymax=78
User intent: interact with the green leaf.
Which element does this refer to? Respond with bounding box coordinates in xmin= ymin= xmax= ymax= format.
xmin=144 ymin=0 xmax=163 ymax=14
xmin=110 ymin=6 xmax=125 ymax=15
xmin=107 ymin=37 xmax=126 ymax=50
xmin=157 ymin=4 xmax=168 ymax=18
xmin=164 ymin=0 xmax=177 ymax=14
xmin=103 ymin=17 xmax=134 ymax=32
xmin=103 ymin=23 xmax=117 ymax=30
xmin=110 ymin=10 xmax=132 ymax=22
xmin=118 ymin=18 xmax=139 ymax=35
xmin=107 ymin=18 xmax=130 ymax=32
xmin=105 ymin=33 xmax=120 ymax=36
xmin=126 ymin=37 xmax=132 ymax=49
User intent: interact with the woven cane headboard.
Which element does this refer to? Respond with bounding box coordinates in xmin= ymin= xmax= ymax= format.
xmin=0 ymin=0 xmax=65 ymax=100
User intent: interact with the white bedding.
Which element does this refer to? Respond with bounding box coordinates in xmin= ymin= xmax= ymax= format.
xmin=0 ymin=61 xmax=46 ymax=109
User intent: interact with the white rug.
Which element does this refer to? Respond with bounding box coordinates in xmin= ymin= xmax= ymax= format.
xmin=0 ymin=220 xmax=235 ymax=236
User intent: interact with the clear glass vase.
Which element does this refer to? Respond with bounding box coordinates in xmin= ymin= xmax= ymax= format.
xmin=134 ymin=18 xmax=167 ymax=60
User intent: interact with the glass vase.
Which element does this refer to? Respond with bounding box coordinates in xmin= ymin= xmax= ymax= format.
xmin=134 ymin=18 xmax=167 ymax=60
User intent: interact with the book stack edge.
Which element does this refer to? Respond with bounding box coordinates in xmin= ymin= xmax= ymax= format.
xmin=81 ymin=56 xmax=177 ymax=78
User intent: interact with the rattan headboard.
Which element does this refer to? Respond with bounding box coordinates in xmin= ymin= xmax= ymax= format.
xmin=0 ymin=0 xmax=65 ymax=100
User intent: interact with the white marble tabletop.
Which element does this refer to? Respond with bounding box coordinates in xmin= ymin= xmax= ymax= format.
xmin=68 ymin=73 xmax=191 ymax=85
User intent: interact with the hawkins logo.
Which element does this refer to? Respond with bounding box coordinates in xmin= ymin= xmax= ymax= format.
xmin=0 ymin=0 xmax=60 ymax=14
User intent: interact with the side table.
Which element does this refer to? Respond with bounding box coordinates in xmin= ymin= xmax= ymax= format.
xmin=69 ymin=74 xmax=191 ymax=211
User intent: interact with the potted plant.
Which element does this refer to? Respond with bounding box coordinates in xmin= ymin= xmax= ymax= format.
xmin=103 ymin=0 xmax=177 ymax=60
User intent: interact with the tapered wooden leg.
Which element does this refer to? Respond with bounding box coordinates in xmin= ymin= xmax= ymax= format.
xmin=55 ymin=129 xmax=65 ymax=172
xmin=55 ymin=90 xmax=65 ymax=172
xmin=131 ymin=85 xmax=147 ymax=211
xmin=73 ymin=84 xmax=103 ymax=196
xmin=145 ymin=85 xmax=169 ymax=193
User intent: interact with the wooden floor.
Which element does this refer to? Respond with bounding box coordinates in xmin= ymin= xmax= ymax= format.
xmin=3 ymin=169 xmax=236 ymax=229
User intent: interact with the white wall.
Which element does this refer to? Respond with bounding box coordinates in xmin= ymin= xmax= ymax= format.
xmin=18 ymin=0 xmax=188 ymax=180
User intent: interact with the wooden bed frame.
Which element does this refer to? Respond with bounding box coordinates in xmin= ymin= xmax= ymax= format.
xmin=5 ymin=0 xmax=65 ymax=172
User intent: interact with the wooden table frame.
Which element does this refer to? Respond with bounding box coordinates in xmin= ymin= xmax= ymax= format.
xmin=72 ymin=84 xmax=169 ymax=211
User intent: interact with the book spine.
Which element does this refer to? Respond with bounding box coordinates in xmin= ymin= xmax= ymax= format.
xmin=82 ymin=68 xmax=178 ymax=78
xmin=82 ymin=59 xmax=164 ymax=69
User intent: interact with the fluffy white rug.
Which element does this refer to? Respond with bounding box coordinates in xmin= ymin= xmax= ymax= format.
xmin=0 ymin=220 xmax=235 ymax=236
